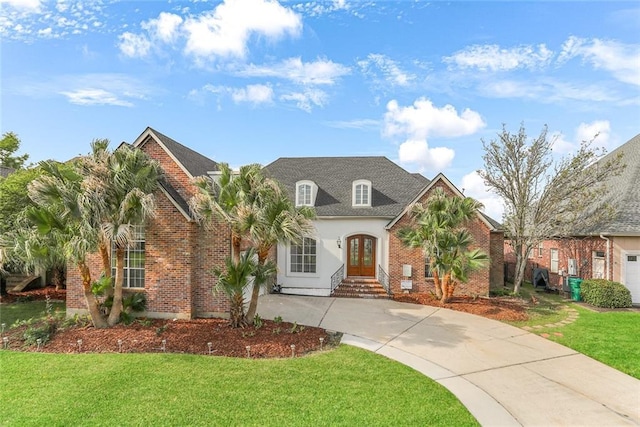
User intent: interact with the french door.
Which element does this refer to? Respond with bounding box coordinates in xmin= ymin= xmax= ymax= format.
xmin=347 ymin=235 xmax=376 ymax=277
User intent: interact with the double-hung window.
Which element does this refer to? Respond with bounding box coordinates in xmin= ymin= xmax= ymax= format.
xmin=290 ymin=238 xmax=317 ymax=273
xmin=111 ymin=224 xmax=145 ymax=288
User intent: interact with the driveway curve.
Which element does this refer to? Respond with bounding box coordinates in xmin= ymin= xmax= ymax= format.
xmin=258 ymin=295 xmax=640 ymax=426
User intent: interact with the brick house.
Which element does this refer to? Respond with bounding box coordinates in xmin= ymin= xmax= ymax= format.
xmin=504 ymin=133 xmax=640 ymax=303
xmin=67 ymin=128 xmax=503 ymax=319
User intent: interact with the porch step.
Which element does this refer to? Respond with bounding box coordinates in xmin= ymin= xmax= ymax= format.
xmin=332 ymin=278 xmax=389 ymax=299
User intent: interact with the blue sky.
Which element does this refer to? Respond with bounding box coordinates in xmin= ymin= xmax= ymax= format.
xmin=1 ymin=0 xmax=639 ymax=219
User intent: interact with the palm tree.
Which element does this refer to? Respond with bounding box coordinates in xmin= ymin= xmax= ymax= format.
xmin=243 ymin=183 xmax=314 ymax=321
xmin=27 ymin=161 xmax=108 ymax=327
xmin=398 ymin=188 xmax=488 ymax=303
xmin=190 ymin=163 xmax=315 ymax=324
xmin=85 ymin=144 xmax=161 ymax=326
xmin=212 ymin=248 xmax=258 ymax=328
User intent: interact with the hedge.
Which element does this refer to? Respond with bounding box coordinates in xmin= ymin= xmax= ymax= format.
xmin=581 ymin=279 xmax=632 ymax=308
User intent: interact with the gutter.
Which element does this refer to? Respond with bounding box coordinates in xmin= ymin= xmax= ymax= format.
xmin=599 ymin=234 xmax=611 ymax=280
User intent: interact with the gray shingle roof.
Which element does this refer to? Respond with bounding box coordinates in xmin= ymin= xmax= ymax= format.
xmin=264 ymin=157 xmax=429 ymax=217
xmin=585 ymin=133 xmax=640 ymax=235
xmin=148 ymin=128 xmax=218 ymax=177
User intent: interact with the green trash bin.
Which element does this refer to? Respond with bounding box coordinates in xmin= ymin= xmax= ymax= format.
xmin=568 ymin=277 xmax=583 ymax=301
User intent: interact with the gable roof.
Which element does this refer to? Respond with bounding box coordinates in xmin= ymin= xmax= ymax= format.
xmin=583 ymin=133 xmax=640 ymax=236
xmin=264 ymin=156 xmax=429 ymax=217
xmin=386 ymin=173 xmax=501 ymax=231
xmin=132 ymin=127 xmax=218 ymax=179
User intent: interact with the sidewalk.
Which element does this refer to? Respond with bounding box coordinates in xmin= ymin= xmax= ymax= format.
xmin=258 ymin=295 xmax=640 ymax=426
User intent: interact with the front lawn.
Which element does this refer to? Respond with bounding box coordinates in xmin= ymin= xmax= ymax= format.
xmin=0 ymin=300 xmax=65 ymax=327
xmin=0 ymin=345 xmax=478 ymax=426
xmin=540 ymin=306 xmax=640 ymax=379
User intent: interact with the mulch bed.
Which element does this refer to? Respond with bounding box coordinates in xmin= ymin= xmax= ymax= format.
xmin=2 ymin=286 xmax=532 ymax=357
xmin=393 ymin=293 xmax=529 ymax=321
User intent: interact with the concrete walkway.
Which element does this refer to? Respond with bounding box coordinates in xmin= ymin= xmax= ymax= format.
xmin=258 ymin=295 xmax=640 ymax=426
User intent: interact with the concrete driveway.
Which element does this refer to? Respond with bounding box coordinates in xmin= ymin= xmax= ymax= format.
xmin=258 ymin=295 xmax=640 ymax=426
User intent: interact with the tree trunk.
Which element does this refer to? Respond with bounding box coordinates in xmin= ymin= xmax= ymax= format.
xmin=513 ymin=242 xmax=530 ymax=295
xmin=52 ymin=266 xmax=64 ymax=291
xmin=98 ymin=242 xmax=113 ymax=298
xmin=0 ymin=275 xmax=7 ymax=297
xmin=229 ymin=291 xmax=246 ymax=328
xmin=245 ymin=247 xmax=269 ymax=324
xmin=432 ymin=266 xmax=443 ymax=299
xmin=440 ymin=272 xmax=452 ymax=304
xmin=79 ymin=262 xmax=107 ymax=328
xmin=231 ymin=233 xmax=242 ymax=263
xmin=107 ymin=247 xmax=125 ymax=326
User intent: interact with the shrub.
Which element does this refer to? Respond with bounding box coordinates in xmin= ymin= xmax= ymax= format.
xmin=581 ymin=279 xmax=632 ymax=308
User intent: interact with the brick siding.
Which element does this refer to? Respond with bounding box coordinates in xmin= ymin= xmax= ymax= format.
xmin=388 ymin=181 xmax=498 ymax=296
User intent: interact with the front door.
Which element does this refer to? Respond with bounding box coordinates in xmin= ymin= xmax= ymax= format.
xmin=347 ymin=235 xmax=376 ymax=277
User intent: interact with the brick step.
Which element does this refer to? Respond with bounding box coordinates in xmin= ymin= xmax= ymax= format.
xmin=332 ymin=279 xmax=389 ymax=299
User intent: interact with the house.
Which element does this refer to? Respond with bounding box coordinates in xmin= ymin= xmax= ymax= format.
xmin=504 ymin=133 xmax=640 ymax=303
xmin=264 ymin=158 xmax=504 ymax=297
xmin=66 ymin=127 xmax=503 ymax=320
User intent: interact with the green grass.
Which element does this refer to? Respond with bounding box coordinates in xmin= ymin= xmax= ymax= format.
xmin=0 ymin=300 xmax=65 ymax=327
xmin=0 ymin=346 xmax=478 ymax=426
xmin=506 ymin=283 xmax=572 ymax=327
xmin=532 ymin=306 xmax=640 ymax=379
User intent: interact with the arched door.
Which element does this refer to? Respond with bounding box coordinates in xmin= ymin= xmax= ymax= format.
xmin=347 ymin=235 xmax=376 ymax=277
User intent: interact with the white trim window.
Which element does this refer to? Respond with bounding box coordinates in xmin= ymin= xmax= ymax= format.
xmin=295 ymin=180 xmax=317 ymax=207
xmin=290 ymin=238 xmax=317 ymax=273
xmin=352 ymin=179 xmax=372 ymax=207
xmin=550 ymin=248 xmax=559 ymax=274
xmin=538 ymin=242 xmax=544 ymax=258
xmin=111 ymin=225 xmax=145 ymax=288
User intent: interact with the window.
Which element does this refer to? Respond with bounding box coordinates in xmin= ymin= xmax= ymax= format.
xmin=538 ymin=242 xmax=544 ymax=258
xmin=295 ymin=180 xmax=316 ymax=207
xmin=425 ymin=259 xmax=433 ymax=278
xmin=290 ymin=238 xmax=317 ymax=273
xmin=111 ymin=224 xmax=145 ymax=288
xmin=352 ymin=179 xmax=372 ymax=207
xmin=550 ymin=248 xmax=559 ymax=274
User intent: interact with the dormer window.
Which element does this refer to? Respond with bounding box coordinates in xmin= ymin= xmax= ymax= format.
xmin=352 ymin=179 xmax=372 ymax=207
xmin=296 ymin=180 xmax=317 ymax=207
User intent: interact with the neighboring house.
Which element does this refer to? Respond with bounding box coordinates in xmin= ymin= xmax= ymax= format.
xmin=504 ymin=133 xmax=640 ymax=303
xmin=264 ymin=158 xmax=504 ymax=297
xmin=66 ymin=128 xmax=503 ymax=320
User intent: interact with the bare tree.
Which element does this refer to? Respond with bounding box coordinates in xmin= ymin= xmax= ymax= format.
xmin=479 ymin=124 xmax=624 ymax=293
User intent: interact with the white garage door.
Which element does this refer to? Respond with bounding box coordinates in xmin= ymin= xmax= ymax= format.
xmin=625 ymin=254 xmax=640 ymax=304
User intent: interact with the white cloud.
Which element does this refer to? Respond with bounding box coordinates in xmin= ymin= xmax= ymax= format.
xmin=59 ymin=89 xmax=134 ymax=107
xmin=142 ymin=12 xmax=183 ymax=44
xmin=444 ymin=43 xmax=554 ymax=71
xmin=551 ymin=120 xmax=611 ymax=154
xmin=398 ymin=140 xmax=455 ymax=172
xmin=0 ymin=0 xmax=41 ymax=11
xmin=183 ymin=0 xmax=302 ymax=59
xmin=480 ymin=78 xmax=619 ymax=104
xmin=237 ymin=57 xmax=350 ymax=85
xmin=559 ymin=36 xmax=640 ymax=86
xmin=280 ymin=88 xmax=328 ymax=112
xmin=384 ymin=98 xmax=486 ymax=140
xmin=325 ymin=118 xmax=380 ymax=130
xmin=358 ymin=53 xmax=415 ymax=86
xmin=460 ymin=171 xmax=504 ymax=221
xmin=118 ymin=32 xmax=152 ymax=58
xmin=383 ymin=98 xmax=485 ymax=172
xmin=292 ymin=0 xmax=350 ymax=17
xmin=230 ymin=84 xmax=274 ymax=105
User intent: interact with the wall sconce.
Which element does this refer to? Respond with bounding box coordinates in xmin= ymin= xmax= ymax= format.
xmin=337 ymin=237 xmax=342 ymax=249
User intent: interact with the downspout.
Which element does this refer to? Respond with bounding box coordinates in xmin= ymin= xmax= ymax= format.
xmin=600 ymin=234 xmax=610 ymax=280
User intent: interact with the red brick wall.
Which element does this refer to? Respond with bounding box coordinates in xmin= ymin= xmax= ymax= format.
xmin=490 ymin=231 xmax=505 ymax=288
xmin=66 ymin=136 xmax=232 ymax=319
xmin=504 ymin=236 xmax=608 ymax=287
xmin=388 ymin=181 xmax=495 ymax=297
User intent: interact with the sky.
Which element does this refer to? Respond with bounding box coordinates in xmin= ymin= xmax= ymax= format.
xmin=1 ymin=0 xmax=639 ymax=220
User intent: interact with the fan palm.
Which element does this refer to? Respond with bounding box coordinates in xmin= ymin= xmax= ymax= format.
xmin=398 ymin=188 xmax=488 ymax=303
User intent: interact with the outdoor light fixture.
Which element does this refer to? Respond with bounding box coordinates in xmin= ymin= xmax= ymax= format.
xmin=337 ymin=237 xmax=342 ymax=248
